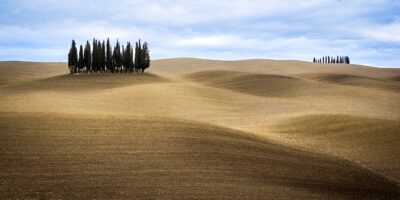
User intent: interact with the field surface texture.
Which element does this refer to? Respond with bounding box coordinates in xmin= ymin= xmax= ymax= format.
xmin=0 ymin=59 xmax=399 ymax=199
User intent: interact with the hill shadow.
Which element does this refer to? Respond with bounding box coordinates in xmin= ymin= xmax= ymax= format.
xmin=297 ymin=73 xmax=400 ymax=93
xmin=0 ymin=112 xmax=399 ymax=199
xmin=4 ymin=73 xmax=171 ymax=92
xmin=273 ymin=114 xmax=400 ymax=184
xmin=183 ymin=70 xmax=321 ymax=97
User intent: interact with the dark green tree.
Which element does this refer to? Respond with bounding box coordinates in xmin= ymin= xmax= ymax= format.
xmin=106 ymin=38 xmax=112 ymax=71
xmin=97 ymin=40 xmax=102 ymax=72
xmin=122 ymin=45 xmax=125 ymax=73
xmin=113 ymin=40 xmax=122 ymax=73
xmin=68 ymin=40 xmax=78 ymax=74
xmin=78 ymin=45 xmax=84 ymax=72
xmin=141 ymin=42 xmax=150 ymax=72
xmin=345 ymin=56 xmax=350 ymax=64
xmin=101 ymin=40 xmax=106 ymax=72
xmin=92 ymin=39 xmax=97 ymax=72
xmin=69 ymin=38 xmax=150 ymax=74
xmin=129 ymin=44 xmax=134 ymax=72
xmin=123 ymin=42 xmax=133 ymax=73
xmin=134 ymin=40 xmax=141 ymax=73
xmin=84 ymin=41 xmax=91 ymax=72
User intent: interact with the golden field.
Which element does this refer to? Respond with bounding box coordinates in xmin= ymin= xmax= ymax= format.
xmin=0 ymin=59 xmax=399 ymax=199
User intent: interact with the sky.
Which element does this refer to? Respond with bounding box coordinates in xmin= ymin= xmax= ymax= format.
xmin=0 ymin=0 xmax=399 ymax=67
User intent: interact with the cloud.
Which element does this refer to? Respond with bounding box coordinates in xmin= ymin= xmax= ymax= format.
xmin=356 ymin=22 xmax=400 ymax=42
xmin=0 ymin=0 xmax=399 ymax=67
xmin=174 ymin=35 xmax=259 ymax=48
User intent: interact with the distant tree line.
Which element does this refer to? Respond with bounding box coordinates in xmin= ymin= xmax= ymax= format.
xmin=313 ymin=56 xmax=350 ymax=64
xmin=68 ymin=38 xmax=150 ymax=74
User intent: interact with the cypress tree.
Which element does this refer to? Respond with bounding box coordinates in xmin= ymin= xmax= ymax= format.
xmin=101 ymin=41 xmax=106 ymax=72
xmin=78 ymin=45 xmax=84 ymax=72
xmin=106 ymin=38 xmax=112 ymax=71
xmin=142 ymin=42 xmax=150 ymax=73
xmin=134 ymin=41 xmax=140 ymax=73
xmin=130 ymin=45 xmax=134 ymax=72
xmin=113 ymin=40 xmax=121 ymax=73
xmin=68 ymin=40 xmax=78 ymax=74
xmin=124 ymin=43 xmax=129 ymax=73
xmin=122 ymin=45 xmax=125 ymax=73
xmin=84 ymin=41 xmax=91 ymax=73
xmin=97 ymin=40 xmax=101 ymax=72
xmin=345 ymin=56 xmax=350 ymax=64
xmin=94 ymin=39 xmax=99 ymax=72
xmin=123 ymin=42 xmax=133 ymax=73
xmin=92 ymin=39 xmax=97 ymax=72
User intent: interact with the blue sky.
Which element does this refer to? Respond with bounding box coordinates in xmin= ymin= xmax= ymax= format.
xmin=0 ymin=0 xmax=399 ymax=67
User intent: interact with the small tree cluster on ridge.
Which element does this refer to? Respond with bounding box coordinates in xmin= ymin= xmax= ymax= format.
xmin=68 ymin=38 xmax=150 ymax=74
xmin=313 ymin=56 xmax=350 ymax=64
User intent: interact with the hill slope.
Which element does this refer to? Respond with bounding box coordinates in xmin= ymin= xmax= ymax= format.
xmin=0 ymin=59 xmax=399 ymax=199
xmin=151 ymin=58 xmax=400 ymax=79
xmin=296 ymin=73 xmax=400 ymax=92
xmin=271 ymin=114 xmax=400 ymax=183
xmin=184 ymin=70 xmax=328 ymax=97
xmin=0 ymin=112 xmax=399 ymax=199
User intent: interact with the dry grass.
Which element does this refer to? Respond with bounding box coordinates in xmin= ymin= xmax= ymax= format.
xmin=152 ymin=58 xmax=400 ymax=79
xmin=184 ymin=70 xmax=314 ymax=97
xmin=8 ymin=72 xmax=170 ymax=92
xmin=0 ymin=61 xmax=65 ymax=86
xmin=1 ymin=112 xmax=399 ymax=199
xmin=271 ymin=114 xmax=400 ymax=183
xmin=296 ymin=73 xmax=400 ymax=92
xmin=0 ymin=59 xmax=400 ymax=199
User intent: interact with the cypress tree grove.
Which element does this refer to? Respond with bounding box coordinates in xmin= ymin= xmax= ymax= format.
xmin=68 ymin=38 xmax=150 ymax=74
xmin=313 ymin=55 xmax=351 ymax=65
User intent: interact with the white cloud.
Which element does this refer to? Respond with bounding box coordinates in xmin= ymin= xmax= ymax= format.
xmin=174 ymin=35 xmax=259 ymax=48
xmin=0 ymin=47 xmax=65 ymax=61
xmin=356 ymin=22 xmax=400 ymax=42
xmin=0 ymin=0 xmax=399 ymax=67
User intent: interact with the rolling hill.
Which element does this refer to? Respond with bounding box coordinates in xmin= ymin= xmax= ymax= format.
xmin=0 ymin=58 xmax=399 ymax=199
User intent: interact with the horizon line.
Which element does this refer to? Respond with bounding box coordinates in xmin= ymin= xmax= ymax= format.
xmin=0 ymin=57 xmax=398 ymax=69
